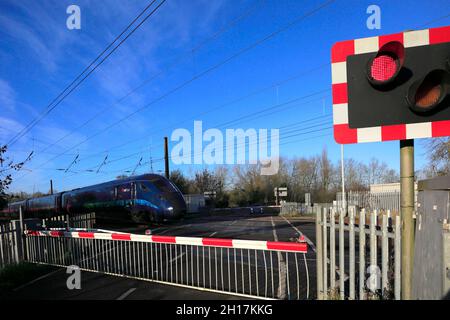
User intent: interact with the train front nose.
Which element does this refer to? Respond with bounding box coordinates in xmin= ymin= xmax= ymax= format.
xmin=163 ymin=192 xmax=186 ymax=220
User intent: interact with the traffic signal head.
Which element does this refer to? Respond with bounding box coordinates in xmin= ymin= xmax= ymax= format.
xmin=367 ymin=41 xmax=405 ymax=87
xmin=331 ymin=25 xmax=450 ymax=144
xmin=407 ymin=69 xmax=450 ymax=113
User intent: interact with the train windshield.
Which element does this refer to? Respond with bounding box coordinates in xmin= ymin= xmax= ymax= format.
xmin=149 ymin=177 xmax=179 ymax=193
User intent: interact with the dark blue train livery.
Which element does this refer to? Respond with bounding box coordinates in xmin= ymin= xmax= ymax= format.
xmin=1 ymin=174 xmax=186 ymax=223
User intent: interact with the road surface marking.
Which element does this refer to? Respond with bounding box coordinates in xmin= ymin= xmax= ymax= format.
xmin=281 ymin=216 xmax=316 ymax=252
xmin=116 ymin=287 xmax=137 ymax=300
xmin=270 ymin=216 xmax=286 ymax=299
xmin=208 ymin=231 xmax=218 ymax=237
xmin=270 ymin=216 xmax=279 ymax=242
xmin=280 ymin=217 xmax=349 ymax=283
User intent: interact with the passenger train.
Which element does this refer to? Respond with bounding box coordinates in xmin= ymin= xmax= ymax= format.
xmin=0 ymin=174 xmax=186 ymax=224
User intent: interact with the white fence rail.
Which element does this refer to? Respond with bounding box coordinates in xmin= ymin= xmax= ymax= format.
xmin=316 ymin=206 xmax=401 ymax=300
xmin=0 ymin=221 xmax=23 ymax=269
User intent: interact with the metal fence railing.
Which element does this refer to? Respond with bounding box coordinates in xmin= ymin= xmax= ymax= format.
xmin=44 ymin=212 xmax=96 ymax=229
xmin=24 ymin=230 xmax=309 ymax=300
xmin=336 ymin=191 xmax=401 ymax=213
xmin=315 ymin=206 xmax=401 ymax=300
xmin=0 ymin=221 xmax=22 ymax=270
xmin=0 ymin=212 xmax=95 ymax=271
xmin=280 ymin=203 xmax=315 ymax=216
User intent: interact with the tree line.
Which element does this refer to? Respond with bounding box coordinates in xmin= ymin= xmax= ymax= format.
xmin=169 ymin=148 xmax=399 ymax=207
xmin=2 ymin=137 xmax=449 ymax=209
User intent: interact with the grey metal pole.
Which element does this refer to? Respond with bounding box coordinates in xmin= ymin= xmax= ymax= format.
xmin=19 ymin=206 xmax=25 ymax=261
xmin=400 ymin=139 xmax=414 ymax=300
xmin=50 ymin=179 xmax=53 ymax=195
xmin=341 ymin=145 xmax=346 ymax=213
xmin=164 ymin=137 xmax=170 ymax=179
xmin=19 ymin=205 xmax=24 ymax=234
xmin=315 ymin=206 xmax=324 ymax=300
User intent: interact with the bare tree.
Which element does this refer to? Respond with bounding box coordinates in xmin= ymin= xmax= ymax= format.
xmin=192 ymin=168 xmax=226 ymax=195
xmin=289 ymin=157 xmax=319 ymax=202
xmin=0 ymin=145 xmax=31 ymax=209
xmin=423 ymin=137 xmax=450 ymax=177
xmin=343 ymin=158 xmax=368 ymax=191
xmin=365 ymin=158 xmax=398 ymax=185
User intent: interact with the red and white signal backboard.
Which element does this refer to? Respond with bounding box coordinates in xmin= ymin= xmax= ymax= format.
xmin=331 ymin=25 xmax=450 ymax=144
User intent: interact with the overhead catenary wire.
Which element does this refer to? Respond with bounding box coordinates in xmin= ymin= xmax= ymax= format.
xmin=14 ymin=0 xmax=336 ymax=182
xmin=12 ymin=61 xmax=328 ymax=171
xmin=63 ymin=154 xmax=79 ymax=173
xmin=18 ymin=7 xmax=447 ymax=164
xmin=69 ymin=62 xmax=330 ymax=163
xmin=18 ymin=86 xmax=330 ymax=180
xmin=22 ymin=89 xmax=331 ymax=177
xmin=12 ymin=87 xmax=330 ymax=187
xmin=23 ymin=125 xmax=333 ymax=192
xmin=96 ymin=128 xmax=335 ymax=175
xmin=87 ymin=117 xmax=333 ymax=174
xmin=11 ymin=8 xmax=450 ymax=192
xmin=36 ymin=114 xmax=332 ymax=178
xmin=417 ymin=12 xmax=450 ymax=28
xmin=6 ymin=0 xmax=166 ymax=148
xmin=83 ymin=89 xmax=331 ymax=166
xmin=64 ymin=9 xmax=450 ymax=166
xmin=12 ymin=5 xmax=448 ymax=157
xmin=211 ymin=90 xmax=330 ymax=129
xmin=94 ymin=155 xmax=109 ymax=173
xmin=29 ymin=0 xmax=266 ymax=161
xmin=127 ymin=157 xmax=143 ymax=176
xmin=16 ymin=122 xmax=326 ymax=190
xmin=24 ymin=112 xmax=334 ymax=184
xmin=163 ymin=124 xmax=333 ymax=165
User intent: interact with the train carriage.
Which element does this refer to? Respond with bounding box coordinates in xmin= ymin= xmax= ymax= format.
xmin=2 ymin=174 xmax=186 ymax=224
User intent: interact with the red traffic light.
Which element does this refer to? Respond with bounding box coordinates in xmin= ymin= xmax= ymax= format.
xmin=407 ymin=69 xmax=450 ymax=113
xmin=367 ymin=41 xmax=405 ymax=87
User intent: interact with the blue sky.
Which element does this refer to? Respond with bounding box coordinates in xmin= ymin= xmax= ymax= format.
xmin=1 ymin=0 xmax=449 ymax=193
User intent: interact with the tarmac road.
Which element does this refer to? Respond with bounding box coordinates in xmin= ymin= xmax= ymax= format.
xmin=118 ymin=211 xmax=316 ymax=250
xmin=6 ymin=266 xmax=239 ymax=300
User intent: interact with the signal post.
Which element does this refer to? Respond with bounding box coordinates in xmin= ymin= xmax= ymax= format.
xmin=331 ymin=25 xmax=450 ymax=299
xmin=400 ymin=139 xmax=415 ymax=299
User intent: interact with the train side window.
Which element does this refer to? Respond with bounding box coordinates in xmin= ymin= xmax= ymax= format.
xmin=140 ymin=183 xmax=149 ymax=192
